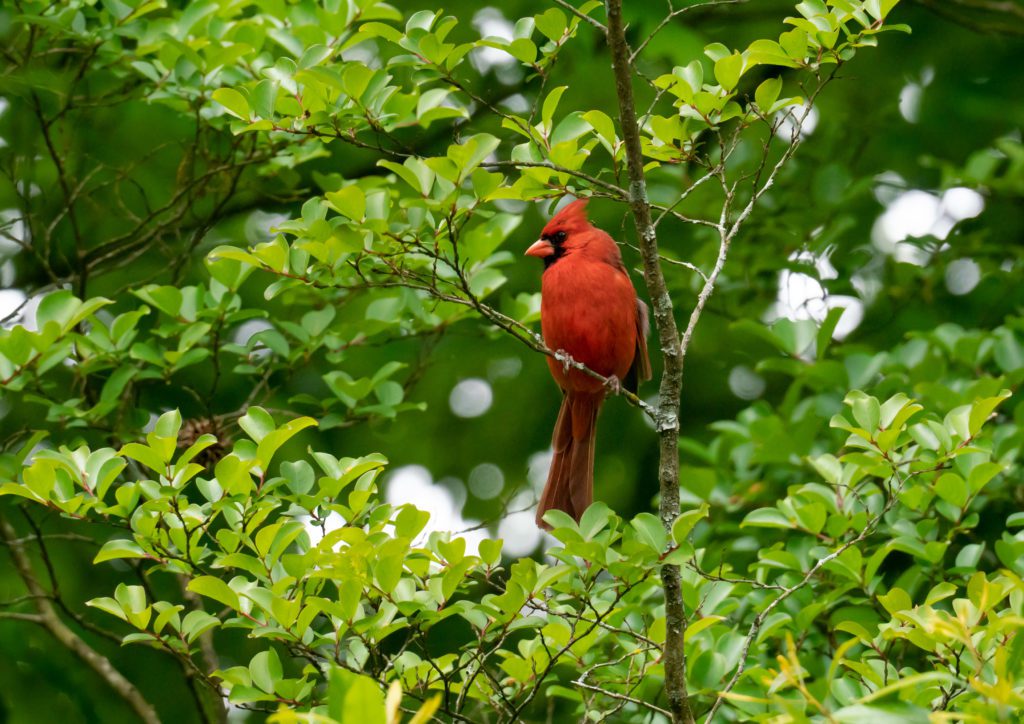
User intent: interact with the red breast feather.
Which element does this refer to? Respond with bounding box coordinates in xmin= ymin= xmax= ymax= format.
xmin=540 ymin=229 xmax=639 ymax=393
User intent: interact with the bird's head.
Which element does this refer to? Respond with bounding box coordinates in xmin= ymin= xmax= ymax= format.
xmin=525 ymin=198 xmax=593 ymax=267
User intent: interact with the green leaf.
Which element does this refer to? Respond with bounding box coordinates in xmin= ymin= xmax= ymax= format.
xmin=326 ymin=185 xmax=366 ymax=221
xmin=583 ymin=109 xmax=616 ymax=152
xmin=86 ymin=596 xmax=128 ymax=622
xmin=238 ymin=407 xmax=276 ymax=443
xmin=934 ymin=472 xmax=967 ymax=508
xmin=214 ymin=455 xmax=255 ymax=496
xmin=741 ymin=508 xmax=793 ymax=529
xmin=182 ymin=610 xmax=221 ymax=643
xmin=847 ymin=390 xmax=880 ymax=433
xmin=954 ymin=545 xmax=983 ymax=570
xmin=327 ymin=667 xmax=352 ymax=722
xmin=863 ymin=0 xmax=901 ymax=20
xmin=755 ymin=77 xmax=783 ymax=112
xmin=343 ymin=674 xmax=386 ymax=724
xmin=877 ymin=587 xmax=912 ymax=615
xmin=256 ymin=417 xmax=318 ymax=469
xmin=685 ymin=615 xmax=724 ymax=640
xmin=541 ymin=86 xmax=567 ymax=130
xmin=796 ymin=0 xmax=829 ymax=18
xmin=479 ymin=538 xmax=502 ymax=566
xmin=374 ymin=381 xmax=403 ymax=406
xmin=153 ymin=409 xmax=182 ymax=439
xmin=833 ymin=702 xmax=934 ymax=724
xmin=630 ymin=512 xmax=667 ymax=551
xmin=779 ymin=29 xmax=808 ymax=59
xmin=114 ymin=583 xmax=150 ymax=629
xmin=301 ymin=306 xmax=335 ymax=337
xmin=968 ymin=390 xmax=1010 ymax=436
xmin=672 ymin=503 xmax=709 ymax=544
xmin=447 ymin=134 xmax=500 ymax=176
xmin=925 ymin=581 xmax=958 ymax=605
xmin=714 ymin=52 xmax=744 ymax=91
xmin=152 ymin=602 xmax=184 ymax=635
xmin=578 ymin=502 xmax=612 ymax=539
xmin=212 ymin=88 xmax=250 ymax=120
xmin=542 ymin=509 xmax=577 ymax=532
xmin=809 ymin=454 xmax=841 ymax=486
xmin=506 ymin=38 xmax=537 ymax=64
xmin=37 ymin=292 xmax=112 ymax=331
xmin=815 ymin=305 xmax=846 ymax=359
xmin=408 ymin=695 xmax=442 ymax=724
xmin=858 ymin=674 xmax=955 ymax=706
xmin=250 ymin=79 xmax=277 ymax=119
xmin=94 ymin=539 xmax=148 ymax=564
xmin=704 ymin=42 xmax=730 ymax=62
xmin=944 ymin=404 xmax=971 ymax=441
xmin=249 ymin=649 xmax=283 ymax=694
xmin=968 ymin=461 xmax=1002 ymax=494
xmin=120 ymin=443 xmax=167 ymax=476
xmin=794 ymin=501 xmax=826 ymax=534
xmin=208 ymin=246 xmax=262 ymax=267
xmin=341 ymin=63 xmax=373 ymax=99
xmin=36 ymin=291 xmax=80 ymax=329
xmin=188 ymin=576 xmax=240 ymax=610
xmin=746 ymin=39 xmax=799 ymax=68
xmin=356 ymin=19 xmax=401 ymax=41
xmin=534 ymin=8 xmax=567 ymax=42
xmin=280 ymin=460 xmax=315 ymax=495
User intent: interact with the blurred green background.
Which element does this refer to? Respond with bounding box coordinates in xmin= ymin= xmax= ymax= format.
xmin=1 ymin=0 xmax=1023 ymax=720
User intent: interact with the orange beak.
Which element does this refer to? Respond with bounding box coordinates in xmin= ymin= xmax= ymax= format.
xmin=525 ymin=239 xmax=554 ymax=258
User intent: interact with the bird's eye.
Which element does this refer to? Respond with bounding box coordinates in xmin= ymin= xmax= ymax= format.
xmin=553 ymin=231 xmax=567 ymax=243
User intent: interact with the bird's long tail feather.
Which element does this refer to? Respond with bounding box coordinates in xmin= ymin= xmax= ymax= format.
xmin=536 ymin=392 xmax=602 ymax=529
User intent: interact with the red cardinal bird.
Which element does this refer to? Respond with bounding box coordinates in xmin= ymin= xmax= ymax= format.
xmin=526 ymin=199 xmax=651 ymax=529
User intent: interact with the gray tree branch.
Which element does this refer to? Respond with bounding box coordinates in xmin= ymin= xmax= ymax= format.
xmin=0 ymin=515 xmax=161 ymax=724
xmin=603 ymin=1 xmax=694 ymax=722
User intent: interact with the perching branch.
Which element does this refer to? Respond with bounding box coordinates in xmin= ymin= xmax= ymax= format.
xmin=252 ymin=233 xmax=659 ymax=420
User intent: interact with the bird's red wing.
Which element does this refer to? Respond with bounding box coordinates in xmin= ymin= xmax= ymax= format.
xmin=624 ymin=298 xmax=652 ymax=393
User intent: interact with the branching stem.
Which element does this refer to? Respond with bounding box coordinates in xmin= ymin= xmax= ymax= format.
xmin=604 ymin=1 xmax=694 ymax=721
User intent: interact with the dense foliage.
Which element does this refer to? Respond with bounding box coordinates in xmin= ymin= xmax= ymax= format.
xmin=1 ymin=0 xmax=1022 ymax=722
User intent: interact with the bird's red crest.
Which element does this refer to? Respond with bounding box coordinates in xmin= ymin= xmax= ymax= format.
xmin=542 ymin=198 xmax=590 ymax=237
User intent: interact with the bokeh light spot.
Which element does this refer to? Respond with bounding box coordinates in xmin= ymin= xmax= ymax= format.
xmin=728 ymin=366 xmax=766 ymax=401
xmin=945 ymin=258 xmax=981 ymax=296
xmin=468 ymin=463 xmax=504 ymax=500
xmin=449 ymin=378 xmax=493 ymax=418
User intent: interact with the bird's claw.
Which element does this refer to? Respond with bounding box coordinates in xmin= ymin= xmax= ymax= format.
xmin=604 ymin=375 xmax=623 ymax=396
xmin=555 ymin=349 xmax=572 ymax=374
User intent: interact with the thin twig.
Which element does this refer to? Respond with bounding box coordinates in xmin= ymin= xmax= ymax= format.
xmin=482 ymin=160 xmax=628 ymax=198
xmin=630 ymin=0 xmax=747 ymax=64
xmin=552 ymin=0 xmax=607 ymax=32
